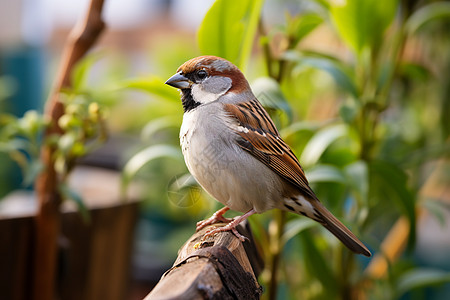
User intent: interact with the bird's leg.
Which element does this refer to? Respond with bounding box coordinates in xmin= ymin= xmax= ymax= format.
xmin=196 ymin=206 xmax=232 ymax=231
xmin=202 ymin=209 xmax=256 ymax=242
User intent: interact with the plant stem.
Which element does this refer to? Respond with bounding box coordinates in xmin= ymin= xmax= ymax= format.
xmin=267 ymin=210 xmax=287 ymax=300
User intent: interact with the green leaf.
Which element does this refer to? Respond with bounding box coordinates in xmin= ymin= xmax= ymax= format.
xmin=0 ymin=76 xmax=18 ymax=100
xmin=251 ymin=77 xmax=293 ymax=122
xmin=197 ymin=0 xmax=264 ymax=72
xmin=71 ymin=52 xmax=103 ymax=91
xmin=306 ymin=164 xmax=346 ymax=184
xmin=0 ymin=139 xmax=30 ymax=153
xmin=141 ymin=116 xmax=180 ymax=142
xmin=339 ymin=100 xmax=360 ymax=123
xmin=299 ymin=231 xmax=338 ymax=295
xmin=369 ymin=160 xmax=416 ymax=249
xmin=287 ymin=13 xmax=323 ymax=47
xmin=301 ymin=124 xmax=348 ymax=167
xmin=121 ymin=145 xmax=183 ymax=193
xmin=406 ymin=2 xmax=450 ymax=35
xmin=22 ymin=160 xmax=44 ymax=187
xmin=286 ymin=52 xmax=358 ymax=97
xmin=282 ymin=218 xmax=317 ymax=245
xmin=280 ymin=121 xmax=318 ymax=140
xmin=344 ymin=160 xmax=369 ymax=205
xmin=329 ymin=0 xmax=398 ymax=54
xmin=59 ymin=183 xmax=90 ymax=222
xmin=423 ymin=200 xmax=450 ymax=227
xmin=396 ymin=268 xmax=450 ymax=298
xmin=118 ymin=77 xmax=180 ymax=102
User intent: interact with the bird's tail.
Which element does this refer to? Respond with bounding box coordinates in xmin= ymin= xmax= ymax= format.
xmin=312 ymin=201 xmax=371 ymax=257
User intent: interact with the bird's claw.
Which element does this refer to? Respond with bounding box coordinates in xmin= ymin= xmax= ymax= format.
xmin=201 ymin=224 xmax=249 ymax=243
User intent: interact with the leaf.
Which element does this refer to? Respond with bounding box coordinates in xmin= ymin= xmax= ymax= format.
xmin=423 ymin=200 xmax=450 ymax=227
xmin=59 ymin=183 xmax=90 ymax=222
xmin=279 ymin=120 xmax=318 ymax=140
xmin=286 ymin=52 xmax=358 ymax=97
xmin=301 ymin=124 xmax=348 ymax=167
xmin=369 ymin=160 xmax=416 ymax=249
xmin=118 ymin=77 xmax=180 ymax=102
xmin=299 ymin=231 xmax=338 ymax=295
xmin=344 ymin=160 xmax=369 ymax=205
xmin=329 ymin=0 xmax=399 ymax=54
xmin=22 ymin=160 xmax=44 ymax=187
xmin=121 ymin=145 xmax=183 ymax=193
xmin=141 ymin=116 xmax=180 ymax=142
xmin=0 ymin=139 xmax=30 ymax=152
xmin=306 ymin=164 xmax=347 ymax=184
xmin=71 ymin=52 xmax=104 ymax=91
xmin=251 ymin=77 xmax=293 ymax=122
xmin=396 ymin=268 xmax=450 ymax=298
xmin=287 ymin=13 xmax=323 ymax=47
xmin=339 ymin=100 xmax=360 ymax=123
xmin=406 ymin=2 xmax=450 ymax=35
xmin=197 ymin=0 xmax=263 ymax=72
xmin=282 ymin=218 xmax=317 ymax=245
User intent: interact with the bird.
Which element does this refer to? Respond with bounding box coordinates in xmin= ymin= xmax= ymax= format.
xmin=165 ymin=55 xmax=371 ymax=257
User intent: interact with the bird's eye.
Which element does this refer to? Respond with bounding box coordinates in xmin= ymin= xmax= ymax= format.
xmin=196 ymin=69 xmax=208 ymax=81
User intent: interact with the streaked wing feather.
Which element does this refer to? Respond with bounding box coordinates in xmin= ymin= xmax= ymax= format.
xmin=223 ymin=99 xmax=317 ymax=200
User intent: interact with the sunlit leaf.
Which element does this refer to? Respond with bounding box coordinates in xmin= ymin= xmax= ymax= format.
xmin=369 ymin=160 xmax=416 ymax=249
xmin=118 ymin=77 xmax=180 ymax=102
xmin=301 ymin=124 xmax=348 ymax=167
xmin=141 ymin=116 xmax=181 ymax=142
xmin=299 ymin=231 xmax=338 ymax=295
xmin=197 ymin=0 xmax=263 ymax=72
xmin=282 ymin=218 xmax=317 ymax=245
xmin=344 ymin=160 xmax=369 ymax=205
xmin=72 ymin=52 xmax=104 ymax=91
xmin=423 ymin=200 xmax=450 ymax=227
xmin=122 ymin=145 xmax=183 ymax=193
xmin=251 ymin=77 xmax=293 ymax=122
xmin=396 ymin=268 xmax=450 ymax=298
xmin=329 ymin=0 xmax=398 ymax=54
xmin=406 ymin=2 xmax=450 ymax=34
xmin=339 ymin=100 xmax=360 ymax=123
xmin=306 ymin=164 xmax=346 ymax=184
xmin=0 ymin=139 xmax=30 ymax=152
xmin=59 ymin=183 xmax=90 ymax=222
xmin=287 ymin=13 xmax=323 ymax=47
xmin=279 ymin=121 xmax=318 ymax=140
xmin=22 ymin=160 xmax=44 ymax=187
xmin=285 ymin=52 xmax=358 ymax=97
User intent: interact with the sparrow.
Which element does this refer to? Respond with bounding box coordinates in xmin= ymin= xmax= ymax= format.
xmin=165 ymin=55 xmax=371 ymax=257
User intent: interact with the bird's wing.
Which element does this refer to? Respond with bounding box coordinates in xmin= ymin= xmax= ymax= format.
xmin=223 ymin=99 xmax=317 ymax=200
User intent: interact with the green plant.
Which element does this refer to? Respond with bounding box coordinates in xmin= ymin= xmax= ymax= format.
xmin=121 ymin=0 xmax=450 ymax=299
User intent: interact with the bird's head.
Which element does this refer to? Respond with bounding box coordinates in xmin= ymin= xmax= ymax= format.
xmin=165 ymin=56 xmax=250 ymax=112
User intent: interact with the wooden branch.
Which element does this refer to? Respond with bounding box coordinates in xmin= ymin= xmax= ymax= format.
xmin=145 ymin=222 xmax=264 ymax=300
xmin=32 ymin=1 xmax=106 ymax=299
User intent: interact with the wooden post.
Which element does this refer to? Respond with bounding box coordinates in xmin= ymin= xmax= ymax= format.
xmin=144 ymin=222 xmax=264 ymax=299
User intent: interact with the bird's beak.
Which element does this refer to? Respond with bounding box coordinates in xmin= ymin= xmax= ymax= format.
xmin=165 ymin=72 xmax=191 ymax=89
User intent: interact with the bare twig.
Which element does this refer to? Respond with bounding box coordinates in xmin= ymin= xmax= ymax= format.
xmin=32 ymin=1 xmax=106 ymax=299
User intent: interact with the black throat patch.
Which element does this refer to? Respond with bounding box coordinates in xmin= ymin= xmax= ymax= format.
xmin=181 ymin=89 xmax=201 ymax=112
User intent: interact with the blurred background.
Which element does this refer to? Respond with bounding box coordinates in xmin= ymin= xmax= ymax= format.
xmin=0 ymin=0 xmax=449 ymax=299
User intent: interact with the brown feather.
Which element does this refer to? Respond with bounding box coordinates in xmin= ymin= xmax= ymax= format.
xmin=312 ymin=201 xmax=372 ymax=257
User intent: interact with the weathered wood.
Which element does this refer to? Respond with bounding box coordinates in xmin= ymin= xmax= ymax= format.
xmin=0 ymin=166 xmax=139 ymax=300
xmin=145 ymin=222 xmax=263 ymax=300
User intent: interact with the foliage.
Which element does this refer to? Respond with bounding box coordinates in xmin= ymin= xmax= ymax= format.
xmin=0 ymin=55 xmax=115 ymax=217
xmin=120 ymin=0 xmax=450 ymax=298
